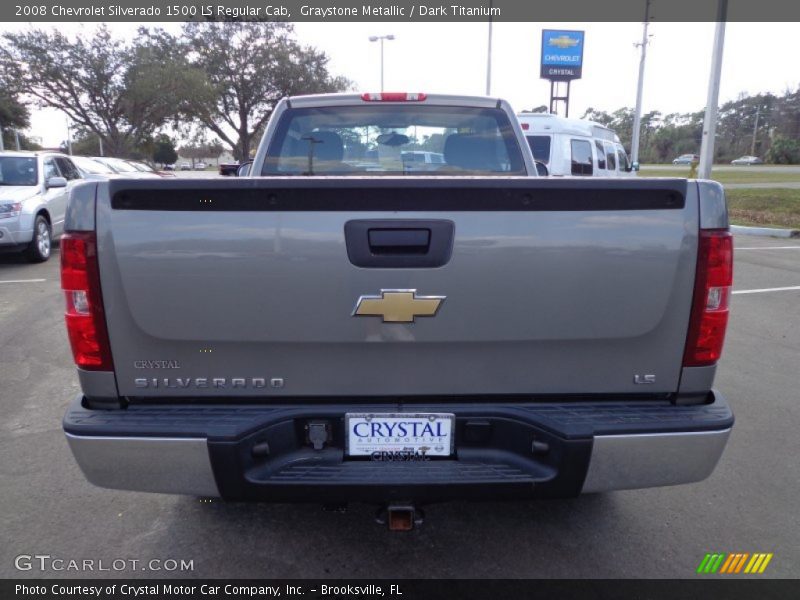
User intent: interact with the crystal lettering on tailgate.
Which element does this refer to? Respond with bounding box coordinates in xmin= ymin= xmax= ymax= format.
xmin=133 ymin=360 xmax=180 ymax=369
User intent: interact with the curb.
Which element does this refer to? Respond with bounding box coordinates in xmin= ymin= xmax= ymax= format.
xmin=731 ymin=225 xmax=800 ymax=238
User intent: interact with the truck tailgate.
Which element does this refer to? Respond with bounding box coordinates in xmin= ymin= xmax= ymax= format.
xmin=96 ymin=177 xmax=697 ymax=398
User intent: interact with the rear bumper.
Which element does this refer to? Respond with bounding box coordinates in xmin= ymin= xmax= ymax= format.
xmin=63 ymin=392 xmax=733 ymax=501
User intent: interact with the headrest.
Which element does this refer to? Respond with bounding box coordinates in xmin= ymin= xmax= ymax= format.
xmin=307 ymin=131 xmax=344 ymax=162
xmin=443 ymin=133 xmax=500 ymax=171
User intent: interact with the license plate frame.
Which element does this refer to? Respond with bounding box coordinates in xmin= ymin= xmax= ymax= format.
xmin=345 ymin=412 xmax=456 ymax=457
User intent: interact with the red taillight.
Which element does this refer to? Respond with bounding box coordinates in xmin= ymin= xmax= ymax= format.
xmin=521 ymin=123 xmax=530 ymax=130
xmin=683 ymin=229 xmax=733 ymax=367
xmin=360 ymin=92 xmax=427 ymax=102
xmin=61 ymin=232 xmax=113 ymax=371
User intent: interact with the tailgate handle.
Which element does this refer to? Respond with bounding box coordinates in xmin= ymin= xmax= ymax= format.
xmin=345 ymin=220 xmax=454 ymax=268
xmin=368 ymin=228 xmax=431 ymax=255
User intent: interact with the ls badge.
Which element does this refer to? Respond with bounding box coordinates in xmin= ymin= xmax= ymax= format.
xmin=353 ymin=289 xmax=445 ymax=323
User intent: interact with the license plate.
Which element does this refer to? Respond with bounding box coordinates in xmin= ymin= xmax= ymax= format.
xmin=345 ymin=413 xmax=455 ymax=457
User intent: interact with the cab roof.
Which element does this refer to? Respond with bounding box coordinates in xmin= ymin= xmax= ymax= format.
xmin=286 ymin=92 xmax=503 ymax=109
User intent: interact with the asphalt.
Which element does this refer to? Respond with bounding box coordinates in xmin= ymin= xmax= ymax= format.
xmin=1 ymin=235 xmax=799 ymax=579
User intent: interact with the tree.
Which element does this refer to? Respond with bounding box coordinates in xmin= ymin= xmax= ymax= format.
xmin=521 ymin=105 xmax=549 ymax=114
xmin=178 ymin=143 xmax=205 ymax=168
xmin=152 ymin=134 xmax=178 ymax=166
xmin=0 ymin=51 xmax=30 ymax=149
xmin=60 ymin=131 xmax=103 ymax=156
xmin=766 ymin=136 xmax=800 ymax=164
xmin=178 ymin=129 xmax=225 ymax=167
xmin=581 ymin=108 xmax=613 ymax=126
xmin=2 ymin=25 xmax=207 ymax=157
xmin=205 ymin=140 xmax=224 ymax=164
xmin=607 ymin=108 xmax=634 ymax=149
xmin=566 ymin=89 xmax=798 ymax=163
xmin=174 ymin=22 xmax=349 ymax=161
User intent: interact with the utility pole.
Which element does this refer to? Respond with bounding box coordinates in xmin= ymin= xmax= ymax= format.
xmin=630 ymin=0 xmax=652 ymax=167
xmin=485 ymin=0 xmax=493 ymax=95
xmin=0 ymin=122 xmax=4 ymax=151
xmin=99 ymin=135 xmax=104 ymax=157
xmin=14 ymin=130 xmax=20 ymax=150
xmin=66 ymin=117 xmax=73 ymax=155
xmin=698 ymin=0 xmax=728 ymax=180
xmin=750 ymin=103 xmax=760 ymax=156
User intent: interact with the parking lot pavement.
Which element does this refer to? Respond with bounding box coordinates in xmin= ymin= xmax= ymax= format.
xmin=1 ymin=236 xmax=799 ymax=579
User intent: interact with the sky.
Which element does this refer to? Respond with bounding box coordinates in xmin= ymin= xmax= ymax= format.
xmin=2 ymin=20 xmax=799 ymax=147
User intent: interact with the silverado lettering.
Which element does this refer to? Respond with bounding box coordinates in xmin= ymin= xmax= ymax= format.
xmin=133 ymin=378 xmax=281 ymax=389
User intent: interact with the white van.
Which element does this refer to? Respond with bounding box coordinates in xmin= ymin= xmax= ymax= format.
xmin=517 ymin=113 xmax=637 ymax=177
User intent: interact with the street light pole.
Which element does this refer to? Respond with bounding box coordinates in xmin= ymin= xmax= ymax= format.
xmin=698 ymin=0 xmax=728 ymax=180
xmin=66 ymin=117 xmax=73 ymax=155
xmin=369 ymin=34 xmax=395 ymax=92
xmin=630 ymin=0 xmax=652 ymax=167
xmin=485 ymin=0 xmax=493 ymax=95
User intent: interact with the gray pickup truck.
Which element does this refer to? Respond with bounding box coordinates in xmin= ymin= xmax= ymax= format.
xmin=61 ymin=93 xmax=733 ymax=527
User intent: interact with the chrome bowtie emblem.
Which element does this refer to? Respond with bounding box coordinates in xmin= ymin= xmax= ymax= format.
xmin=353 ymin=289 xmax=445 ymax=323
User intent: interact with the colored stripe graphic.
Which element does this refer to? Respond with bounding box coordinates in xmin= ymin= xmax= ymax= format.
xmin=745 ymin=554 xmax=760 ymax=573
xmin=758 ymin=554 xmax=773 ymax=573
xmin=719 ymin=554 xmax=736 ymax=573
xmin=697 ymin=554 xmax=713 ymax=573
xmin=745 ymin=553 xmax=774 ymax=574
xmin=721 ymin=553 xmax=740 ymax=573
xmin=706 ymin=553 xmax=726 ymax=573
xmin=734 ymin=553 xmax=750 ymax=573
xmin=700 ymin=552 xmax=773 ymax=574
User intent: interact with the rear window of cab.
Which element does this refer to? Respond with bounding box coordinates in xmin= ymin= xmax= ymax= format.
xmin=262 ymin=105 xmax=527 ymax=176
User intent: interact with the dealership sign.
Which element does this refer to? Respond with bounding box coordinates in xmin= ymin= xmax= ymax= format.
xmin=540 ymin=30 xmax=585 ymax=80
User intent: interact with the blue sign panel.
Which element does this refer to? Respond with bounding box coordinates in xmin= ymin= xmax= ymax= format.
xmin=541 ymin=29 xmax=585 ymax=80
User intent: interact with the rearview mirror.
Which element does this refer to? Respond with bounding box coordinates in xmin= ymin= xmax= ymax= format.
xmin=534 ymin=161 xmax=549 ymax=177
xmin=236 ymin=161 xmax=252 ymax=177
xmin=46 ymin=176 xmax=67 ymax=189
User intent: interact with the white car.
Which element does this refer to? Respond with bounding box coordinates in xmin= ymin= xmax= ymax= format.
xmin=70 ymin=156 xmax=120 ymax=181
xmin=194 ymin=162 xmax=207 ymax=170
xmin=91 ymin=157 xmax=160 ymax=178
xmin=0 ymin=151 xmax=83 ymax=262
xmin=731 ymin=155 xmax=763 ymax=166
xmin=673 ymin=154 xmax=700 ymax=165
